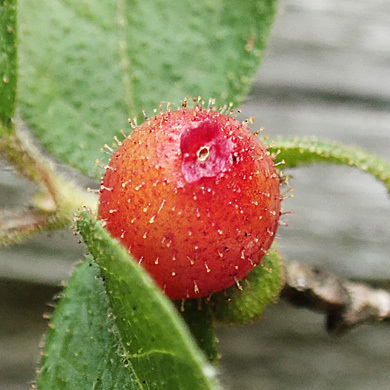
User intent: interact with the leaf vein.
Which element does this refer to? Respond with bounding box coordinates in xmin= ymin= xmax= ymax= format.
xmin=116 ymin=0 xmax=136 ymax=117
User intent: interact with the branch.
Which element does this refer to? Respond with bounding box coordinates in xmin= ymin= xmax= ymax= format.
xmin=281 ymin=260 xmax=390 ymax=335
xmin=0 ymin=117 xmax=98 ymax=245
xmin=0 ymin=207 xmax=54 ymax=245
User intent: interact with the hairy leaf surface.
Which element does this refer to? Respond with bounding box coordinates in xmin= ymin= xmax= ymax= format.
xmin=17 ymin=0 xmax=278 ymax=176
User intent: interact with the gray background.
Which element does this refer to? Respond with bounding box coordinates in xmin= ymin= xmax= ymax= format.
xmin=1 ymin=0 xmax=390 ymax=388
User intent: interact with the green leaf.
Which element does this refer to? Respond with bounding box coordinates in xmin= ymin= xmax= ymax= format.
xmin=18 ymin=0 xmax=278 ymax=177
xmin=0 ymin=0 xmax=17 ymax=129
xmin=76 ymin=211 xmax=220 ymax=389
xmin=269 ymin=137 xmax=390 ymax=195
xmin=38 ymin=258 xmax=140 ymax=389
xmin=210 ymin=246 xmax=282 ymax=325
xmin=177 ymin=299 xmax=219 ymax=365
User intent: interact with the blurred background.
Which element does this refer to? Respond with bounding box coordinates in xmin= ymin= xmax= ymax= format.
xmin=1 ymin=0 xmax=390 ymax=388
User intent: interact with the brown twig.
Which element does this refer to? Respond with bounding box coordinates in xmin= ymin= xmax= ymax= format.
xmin=281 ymin=259 xmax=390 ymax=335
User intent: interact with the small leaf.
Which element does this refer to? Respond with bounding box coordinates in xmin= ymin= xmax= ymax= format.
xmin=210 ymin=247 xmax=282 ymax=325
xmin=18 ymin=0 xmax=278 ymax=177
xmin=177 ymin=299 xmax=219 ymax=365
xmin=76 ymin=211 xmax=220 ymax=389
xmin=0 ymin=0 xmax=17 ymax=129
xmin=270 ymin=137 xmax=390 ymax=195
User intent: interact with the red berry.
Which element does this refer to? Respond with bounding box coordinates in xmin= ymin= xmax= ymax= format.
xmin=98 ymin=105 xmax=281 ymax=300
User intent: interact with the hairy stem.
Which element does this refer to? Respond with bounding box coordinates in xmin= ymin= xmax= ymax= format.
xmin=0 ymin=118 xmax=98 ymax=245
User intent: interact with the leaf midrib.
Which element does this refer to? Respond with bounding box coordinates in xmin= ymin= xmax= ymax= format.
xmin=116 ymin=0 xmax=137 ymax=118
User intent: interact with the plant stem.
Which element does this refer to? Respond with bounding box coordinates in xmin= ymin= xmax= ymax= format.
xmin=0 ymin=118 xmax=98 ymax=245
xmin=281 ymin=259 xmax=390 ymax=335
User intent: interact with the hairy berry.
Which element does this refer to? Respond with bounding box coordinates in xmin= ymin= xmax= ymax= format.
xmin=98 ymin=105 xmax=281 ymax=299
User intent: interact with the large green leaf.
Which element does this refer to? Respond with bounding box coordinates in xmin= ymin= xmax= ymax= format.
xmin=17 ymin=0 xmax=278 ymax=177
xmin=269 ymin=137 xmax=390 ymax=195
xmin=73 ymin=211 xmax=220 ymax=389
xmin=38 ymin=258 xmax=140 ymax=389
xmin=0 ymin=0 xmax=17 ymax=129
